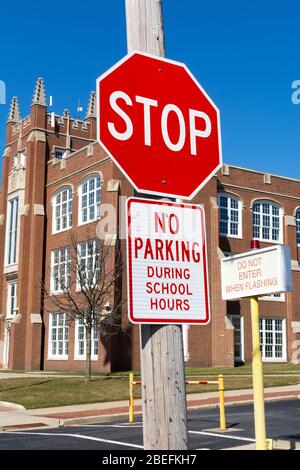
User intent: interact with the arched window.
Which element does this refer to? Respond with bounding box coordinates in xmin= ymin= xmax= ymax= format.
xmin=218 ymin=193 xmax=242 ymax=238
xmin=252 ymin=200 xmax=282 ymax=242
xmin=79 ymin=175 xmax=101 ymax=224
xmin=296 ymin=210 xmax=300 ymax=245
xmin=52 ymin=186 xmax=73 ymax=233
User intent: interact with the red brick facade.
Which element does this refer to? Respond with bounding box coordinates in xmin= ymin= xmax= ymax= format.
xmin=0 ymin=80 xmax=299 ymax=371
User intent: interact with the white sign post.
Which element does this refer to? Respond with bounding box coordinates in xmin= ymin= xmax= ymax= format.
xmin=127 ymin=197 xmax=210 ymax=325
xmin=221 ymin=245 xmax=292 ymax=300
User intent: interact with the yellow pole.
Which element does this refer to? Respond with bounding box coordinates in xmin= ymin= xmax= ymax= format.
xmin=129 ymin=372 xmax=134 ymax=423
xmin=218 ymin=374 xmax=226 ymax=431
xmin=250 ymin=296 xmax=267 ymax=450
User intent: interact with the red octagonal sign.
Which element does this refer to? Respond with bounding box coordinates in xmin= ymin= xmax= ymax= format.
xmin=97 ymin=51 xmax=222 ymax=200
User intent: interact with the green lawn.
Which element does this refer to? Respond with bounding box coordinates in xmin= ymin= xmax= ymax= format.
xmin=185 ymin=363 xmax=300 ymax=376
xmin=0 ymin=364 xmax=299 ymax=410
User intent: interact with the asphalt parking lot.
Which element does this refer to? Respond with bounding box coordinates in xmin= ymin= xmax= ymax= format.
xmin=0 ymin=399 xmax=299 ymax=450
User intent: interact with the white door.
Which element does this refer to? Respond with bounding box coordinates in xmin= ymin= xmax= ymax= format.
xmin=228 ymin=315 xmax=244 ymax=363
xmin=2 ymin=323 xmax=10 ymax=369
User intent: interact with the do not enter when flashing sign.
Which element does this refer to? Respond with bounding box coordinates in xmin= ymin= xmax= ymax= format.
xmin=126 ymin=198 xmax=210 ymax=324
xmin=221 ymin=245 xmax=292 ymax=300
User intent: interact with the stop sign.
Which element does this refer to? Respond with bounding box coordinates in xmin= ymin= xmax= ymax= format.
xmin=97 ymin=51 xmax=222 ymax=199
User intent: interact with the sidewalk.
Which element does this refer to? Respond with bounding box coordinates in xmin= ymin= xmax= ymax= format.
xmin=0 ymin=384 xmax=299 ymax=431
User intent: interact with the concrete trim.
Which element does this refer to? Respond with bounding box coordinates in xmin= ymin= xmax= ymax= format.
xmin=3 ymin=146 xmax=10 ymax=157
xmin=285 ymin=215 xmax=296 ymax=226
xmin=225 ymin=316 xmax=234 ymax=330
xmin=31 ymin=313 xmax=43 ymax=324
xmin=27 ymin=130 xmax=46 ymax=143
xmin=221 ymin=164 xmax=230 ymax=176
xmin=217 ymin=247 xmax=225 ymax=260
xmin=104 ymin=234 xmax=117 ymax=246
xmin=11 ymin=313 xmax=22 ymax=324
xmin=87 ymin=143 xmax=94 ymax=157
xmin=107 ymin=179 xmax=120 ymax=192
xmin=20 ymin=204 xmax=30 ymax=216
xmin=263 ymin=173 xmax=271 ymax=184
xmin=210 ymin=196 xmax=218 ymax=209
xmin=34 ymin=204 xmax=45 ymax=216
xmin=291 ymin=321 xmax=300 ymax=333
xmin=220 ymin=182 xmax=300 ymax=203
xmin=291 ymin=260 xmax=300 ymax=271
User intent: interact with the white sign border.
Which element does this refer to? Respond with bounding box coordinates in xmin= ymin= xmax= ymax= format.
xmin=221 ymin=245 xmax=292 ymax=301
xmin=126 ymin=197 xmax=211 ymax=325
xmin=96 ymin=50 xmax=222 ymax=200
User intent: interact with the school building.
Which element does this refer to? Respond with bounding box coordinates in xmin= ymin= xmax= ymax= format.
xmin=0 ymin=78 xmax=299 ymax=371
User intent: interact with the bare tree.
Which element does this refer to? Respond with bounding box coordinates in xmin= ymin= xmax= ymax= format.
xmin=42 ymin=233 xmax=124 ymax=382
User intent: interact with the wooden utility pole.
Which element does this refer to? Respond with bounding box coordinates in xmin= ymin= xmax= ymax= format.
xmin=125 ymin=0 xmax=189 ymax=450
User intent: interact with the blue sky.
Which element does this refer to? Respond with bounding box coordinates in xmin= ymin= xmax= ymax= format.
xmin=0 ymin=0 xmax=299 ymax=180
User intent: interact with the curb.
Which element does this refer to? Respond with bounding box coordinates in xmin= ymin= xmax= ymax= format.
xmin=55 ymin=392 xmax=300 ymax=427
xmin=0 ymin=401 xmax=25 ymax=411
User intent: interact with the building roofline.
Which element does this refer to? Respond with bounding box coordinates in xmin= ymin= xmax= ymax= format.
xmin=222 ymin=163 xmax=300 ymax=184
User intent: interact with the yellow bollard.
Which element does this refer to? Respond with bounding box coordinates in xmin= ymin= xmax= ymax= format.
xmin=129 ymin=372 xmax=134 ymax=423
xmin=218 ymin=374 xmax=226 ymax=431
xmin=265 ymin=438 xmax=273 ymax=451
xmin=250 ymin=296 xmax=267 ymax=450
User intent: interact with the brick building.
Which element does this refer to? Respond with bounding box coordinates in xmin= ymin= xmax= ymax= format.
xmin=0 ymin=78 xmax=299 ymax=372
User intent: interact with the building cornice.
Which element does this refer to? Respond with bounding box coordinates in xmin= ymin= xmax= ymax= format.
xmin=222 ymin=163 xmax=300 ymax=185
xmin=218 ymin=181 xmax=300 ymax=203
xmin=46 ymin=157 xmax=111 ymax=189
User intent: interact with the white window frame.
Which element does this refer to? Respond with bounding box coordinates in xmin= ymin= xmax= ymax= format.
xmin=52 ymin=187 xmax=73 ymax=234
xmin=228 ymin=315 xmax=244 ymax=362
xmin=252 ymin=200 xmax=283 ymax=243
xmin=74 ymin=319 xmax=99 ymax=360
xmin=218 ymin=193 xmax=242 ymax=239
xmin=48 ymin=312 xmax=69 ymax=360
xmin=259 ymin=293 xmax=285 ymax=302
xmin=259 ymin=317 xmax=287 ymax=362
xmin=50 ymin=247 xmax=71 ymax=293
xmin=78 ymin=175 xmax=101 ymax=225
xmin=296 ymin=210 xmax=300 ymax=246
xmin=54 ymin=147 xmax=66 ymax=159
xmin=7 ymin=282 xmax=17 ymax=318
xmin=77 ymin=240 xmax=100 ymax=289
xmin=5 ymin=196 xmax=19 ymax=266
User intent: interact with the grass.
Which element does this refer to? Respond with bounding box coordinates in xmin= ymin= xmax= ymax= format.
xmin=0 ymin=364 xmax=299 ymax=409
xmin=0 ymin=377 xmax=130 ymax=409
xmin=185 ymin=363 xmax=300 ymax=376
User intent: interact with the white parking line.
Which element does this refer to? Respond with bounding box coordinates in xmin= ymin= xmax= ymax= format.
xmin=3 ymin=431 xmax=144 ymax=449
xmin=79 ymin=424 xmax=143 ymax=428
xmin=189 ymin=430 xmax=255 ymax=442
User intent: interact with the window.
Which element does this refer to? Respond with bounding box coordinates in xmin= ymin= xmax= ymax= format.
xmin=20 ymin=153 xmax=26 ymax=169
xmin=296 ymin=210 xmax=300 ymax=245
xmin=7 ymin=283 xmax=17 ymax=318
xmin=6 ymin=197 xmax=19 ymax=265
xmin=51 ymin=247 xmax=71 ymax=293
xmin=259 ymin=318 xmax=286 ymax=362
xmin=75 ymin=319 xmax=99 ymax=360
xmin=218 ymin=194 xmax=242 ymax=237
xmin=48 ymin=313 xmax=69 ymax=359
xmin=79 ymin=175 xmax=101 ymax=224
xmin=228 ymin=315 xmax=244 ymax=362
xmin=259 ymin=293 xmax=285 ymax=302
xmin=78 ymin=240 xmax=100 ymax=287
xmin=52 ymin=187 xmax=73 ymax=233
xmin=252 ymin=201 xmax=282 ymax=242
xmin=54 ymin=148 xmax=65 ymax=159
